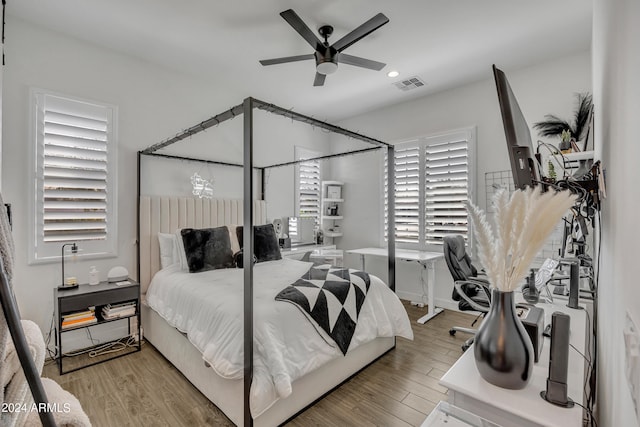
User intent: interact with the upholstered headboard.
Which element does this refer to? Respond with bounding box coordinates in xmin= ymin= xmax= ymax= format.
xmin=138 ymin=196 xmax=267 ymax=293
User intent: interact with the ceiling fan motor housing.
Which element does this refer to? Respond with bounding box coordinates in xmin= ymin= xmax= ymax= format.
xmin=315 ymin=48 xmax=338 ymax=75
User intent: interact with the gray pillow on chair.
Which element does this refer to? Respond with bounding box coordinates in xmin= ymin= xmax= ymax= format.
xmin=181 ymin=227 xmax=235 ymax=273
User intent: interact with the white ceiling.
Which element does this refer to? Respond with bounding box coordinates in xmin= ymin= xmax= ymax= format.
xmin=7 ymin=0 xmax=592 ymax=121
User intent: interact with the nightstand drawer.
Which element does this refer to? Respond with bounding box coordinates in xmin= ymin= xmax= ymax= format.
xmin=59 ymin=286 xmax=138 ymax=313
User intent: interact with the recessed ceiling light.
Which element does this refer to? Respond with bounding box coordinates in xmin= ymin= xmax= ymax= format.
xmin=387 ymin=70 xmax=399 ymax=78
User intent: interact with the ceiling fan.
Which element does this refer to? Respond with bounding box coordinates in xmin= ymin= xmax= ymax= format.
xmin=259 ymin=9 xmax=390 ymax=86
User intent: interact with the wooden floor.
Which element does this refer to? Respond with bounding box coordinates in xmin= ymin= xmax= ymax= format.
xmin=43 ymin=302 xmax=476 ymax=426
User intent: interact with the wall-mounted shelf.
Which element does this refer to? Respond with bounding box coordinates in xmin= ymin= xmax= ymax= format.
xmin=321 ymin=181 xmax=344 ymax=242
xmin=547 ymin=150 xmax=595 ymax=179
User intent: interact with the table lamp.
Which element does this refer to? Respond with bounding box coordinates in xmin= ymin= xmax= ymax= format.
xmin=58 ymin=242 xmax=79 ymax=290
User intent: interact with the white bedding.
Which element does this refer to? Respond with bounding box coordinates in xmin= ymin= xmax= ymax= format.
xmin=146 ymin=258 xmax=413 ymax=416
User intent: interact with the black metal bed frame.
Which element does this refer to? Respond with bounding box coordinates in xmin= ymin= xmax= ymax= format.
xmin=137 ymin=96 xmax=396 ymax=426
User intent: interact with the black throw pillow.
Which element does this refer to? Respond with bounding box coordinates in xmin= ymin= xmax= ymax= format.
xmin=236 ymin=224 xmax=282 ymax=263
xmin=234 ymin=250 xmax=258 ymax=268
xmin=181 ymin=227 xmax=235 ymax=273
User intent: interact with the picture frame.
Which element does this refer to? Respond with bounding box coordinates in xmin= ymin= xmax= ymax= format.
xmin=327 ymin=185 xmax=341 ymax=199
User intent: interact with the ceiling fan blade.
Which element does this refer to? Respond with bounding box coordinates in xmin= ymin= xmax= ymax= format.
xmin=339 ymin=53 xmax=386 ymax=71
xmin=313 ymin=72 xmax=326 ymax=87
xmin=259 ymin=54 xmax=315 ymax=66
xmin=280 ymin=9 xmax=324 ymax=52
xmin=331 ymin=13 xmax=389 ymax=52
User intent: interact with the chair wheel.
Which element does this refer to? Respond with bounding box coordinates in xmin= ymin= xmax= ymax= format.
xmin=462 ymin=344 xmax=469 ymax=352
xmin=449 ymin=329 xmax=456 ymax=336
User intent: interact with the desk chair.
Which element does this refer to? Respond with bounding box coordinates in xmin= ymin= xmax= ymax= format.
xmin=443 ymin=235 xmax=491 ymax=351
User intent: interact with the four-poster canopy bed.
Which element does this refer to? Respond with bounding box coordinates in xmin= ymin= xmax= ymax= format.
xmin=137 ymin=97 xmax=405 ymax=426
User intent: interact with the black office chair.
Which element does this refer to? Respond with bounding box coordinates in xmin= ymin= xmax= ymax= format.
xmin=443 ymin=235 xmax=491 ymax=351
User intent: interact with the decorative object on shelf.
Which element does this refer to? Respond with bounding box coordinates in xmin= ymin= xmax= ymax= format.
xmin=467 ymin=186 xmax=576 ymax=389
xmin=321 ymin=181 xmax=344 ymax=239
xmin=190 ymin=172 xmax=214 ymax=199
xmin=327 ymin=185 xmax=341 ymax=199
xmin=273 ymin=218 xmax=284 ymax=237
xmin=88 ymin=266 xmax=100 ymax=286
xmin=59 ymin=242 xmax=79 ymax=291
xmin=533 ymin=92 xmax=593 ymax=153
xmin=107 ymin=266 xmax=129 ymax=283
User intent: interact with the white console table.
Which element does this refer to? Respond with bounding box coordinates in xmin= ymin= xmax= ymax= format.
xmin=346 ymin=248 xmax=444 ymax=324
xmin=439 ymin=299 xmax=589 ymax=427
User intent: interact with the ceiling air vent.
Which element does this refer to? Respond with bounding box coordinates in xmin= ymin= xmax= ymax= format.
xmin=393 ymin=76 xmax=426 ymax=91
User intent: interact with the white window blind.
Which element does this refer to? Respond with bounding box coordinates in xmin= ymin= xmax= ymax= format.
xmin=383 ymin=128 xmax=475 ymax=249
xmin=384 ymin=145 xmax=421 ymax=244
xmin=424 ymin=139 xmax=470 ymax=245
xmin=292 ymin=147 xmax=321 ymax=240
xmin=298 ymin=160 xmax=321 ymax=222
xmin=31 ymin=91 xmax=118 ymax=263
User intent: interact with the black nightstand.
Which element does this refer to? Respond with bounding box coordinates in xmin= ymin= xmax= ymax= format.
xmin=54 ymin=280 xmax=141 ymax=374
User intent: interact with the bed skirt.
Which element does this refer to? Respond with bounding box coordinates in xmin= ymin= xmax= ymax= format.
xmin=141 ymin=300 xmax=395 ymax=426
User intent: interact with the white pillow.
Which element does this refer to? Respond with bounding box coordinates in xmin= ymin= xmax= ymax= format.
xmin=226 ymin=224 xmax=241 ymax=255
xmin=174 ymin=229 xmax=189 ymax=271
xmin=158 ymin=233 xmax=178 ymax=269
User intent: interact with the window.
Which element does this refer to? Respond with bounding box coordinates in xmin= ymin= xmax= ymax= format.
xmin=383 ymin=128 xmax=475 ymax=250
xmin=291 ymin=147 xmax=321 ymax=239
xmin=30 ymin=90 xmax=118 ymax=263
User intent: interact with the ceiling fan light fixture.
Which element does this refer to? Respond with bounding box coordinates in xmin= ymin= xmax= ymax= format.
xmin=317 ymin=61 xmax=338 ymax=75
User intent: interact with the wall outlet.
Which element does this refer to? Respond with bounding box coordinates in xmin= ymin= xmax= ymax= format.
xmin=623 ymin=311 xmax=640 ymax=421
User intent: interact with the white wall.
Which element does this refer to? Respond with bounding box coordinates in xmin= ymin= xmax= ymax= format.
xmin=593 ymin=0 xmax=640 ymax=425
xmin=1 ymin=17 xmax=325 ymax=347
xmin=333 ymin=51 xmax=592 ymax=306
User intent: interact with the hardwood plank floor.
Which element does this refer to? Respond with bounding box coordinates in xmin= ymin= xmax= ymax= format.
xmin=43 ymin=302 xmax=475 ymax=426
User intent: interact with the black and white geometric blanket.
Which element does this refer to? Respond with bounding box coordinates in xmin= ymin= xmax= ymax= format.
xmin=275 ymin=266 xmax=371 ymax=355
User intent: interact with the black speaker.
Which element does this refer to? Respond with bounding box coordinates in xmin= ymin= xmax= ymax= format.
xmin=567 ymin=262 xmax=580 ymax=309
xmin=517 ymin=304 xmax=544 ymax=362
xmin=522 ymin=270 xmax=539 ymax=304
xmin=541 ymin=312 xmax=574 ymax=407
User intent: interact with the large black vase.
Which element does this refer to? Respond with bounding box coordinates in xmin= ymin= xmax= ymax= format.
xmin=473 ymin=288 xmax=534 ymax=389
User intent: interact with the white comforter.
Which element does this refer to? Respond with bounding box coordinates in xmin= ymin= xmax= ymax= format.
xmin=146 ymin=258 xmax=413 ymax=416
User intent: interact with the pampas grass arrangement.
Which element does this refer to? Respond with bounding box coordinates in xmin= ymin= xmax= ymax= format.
xmin=467 ymin=187 xmax=576 ymax=292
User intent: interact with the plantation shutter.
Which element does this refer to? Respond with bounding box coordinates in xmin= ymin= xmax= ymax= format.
xmin=385 ymin=145 xmax=421 ymax=244
xmin=292 ymin=148 xmax=321 ymax=240
xmin=43 ymin=105 xmax=109 ymax=242
xmin=298 ymin=159 xmax=321 ymax=223
xmin=382 ymin=128 xmax=474 ymax=250
xmin=32 ymin=91 xmax=118 ymax=262
xmin=424 ymin=138 xmax=469 ymax=245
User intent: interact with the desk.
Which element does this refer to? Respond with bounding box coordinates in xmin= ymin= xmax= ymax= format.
xmin=346 ymin=248 xmax=444 ymax=324
xmin=309 ymin=248 xmax=344 ymax=267
xmin=280 ymin=244 xmax=336 ymax=259
xmin=439 ymin=298 xmax=588 ymax=427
